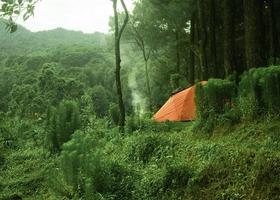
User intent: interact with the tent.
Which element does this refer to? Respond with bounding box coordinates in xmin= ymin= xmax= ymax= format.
xmin=153 ymin=81 xmax=207 ymax=122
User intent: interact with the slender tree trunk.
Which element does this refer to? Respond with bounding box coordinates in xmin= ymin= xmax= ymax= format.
xmin=113 ymin=0 xmax=129 ymax=131
xmin=273 ymin=1 xmax=280 ymax=60
xmin=209 ymin=0 xmax=217 ymax=77
xmin=193 ymin=14 xmax=201 ymax=81
xmin=189 ymin=16 xmax=195 ymax=85
xmin=244 ymin=0 xmax=266 ymax=69
xmin=175 ymin=29 xmax=181 ymax=88
xmin=266 ymin=0 xmax=277 ymax=65
xmin=197 ymin=0 xmax=208 ymax=80
xmin=223 ymin=0 xmax=236 ymax=76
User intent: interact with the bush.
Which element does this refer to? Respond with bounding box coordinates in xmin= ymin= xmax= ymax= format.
xmin=261 ymin=66 xmax=280 ymax=114
xmin=91 ymin=85 xmax=109 ymax=118
xmin=238 ymin=66 xmax=280 ymax=119
xmin=50 ymin=131 xmax=135 ymax=200
xmin=109 ymin=103 xmax=119 ymax=125
xmin=194 ymin=79 xmax=236 ymax=133
xmin=46 ymin=101 xmax=81 ymax=153
xmin=196 ymin=79 xmax=236 ymax=120
xmin=252 ymin=151 xmax=280 ymax=199
xmin=0 ymin=153 xmax=5 ymax=167
xmin=128 ymin=135 xmax=171 ymax=164
xmin=125 ymin=114 xmax=182 ymax=134
xmin=125 ymin=115 xmax=139 ymax=133
xmin=106 ymin=162 xmax=136 ymax=200
xmin=135 ymin=164 xmax=193 ymax=200
xmin=163 ymin=164 xmax=193 ymax=191
xmin=135 ymin=166 xmax=166 ymax=200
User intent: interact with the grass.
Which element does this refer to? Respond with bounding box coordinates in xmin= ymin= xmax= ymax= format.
xmin=0 ymin=118 xmax=280 ymax=199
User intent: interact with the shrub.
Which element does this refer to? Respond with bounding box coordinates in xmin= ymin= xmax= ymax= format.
xmin=125 ymin=114 xmax=181 ymax=134
xmin=106 ymin=162 xmax=136 ymax=200
xmin=125 ymin=115 xmax=139 ymax=133
xmin=46 ymin=101 xmax=81 ymax=152
xmin=91 ymin=85 xmax=109 ymax=118
xmin=128 ymin=135 xmax=171 ymax=164
xmin=196 ymin=79 xmax=235 ymax=119
xmin=261 ymin=66 xmax=280 ymax=114
xmin=50 ymin=131 xmax=135 ymax=200
xmin=194 ymin=79 xmax=236 ymax=133
xmin=238 ymin=66 xmax=280 ymax=119
xmin=252 ymin=151 xmax=280 ymax=199
xmin=129 ymin=135 xmax=161 ymax=163
xmin=135 ymin=164 xmax=192 ymax=200
xmin=0 ymin=153 xmax=4 ymax=167
xmin=109 ymin=103 xmax=119 ymax=125
xmin=163 ymin=164 xmax=193 ymax=191
xmin=135 ymin=166 xmax=166 ymax=200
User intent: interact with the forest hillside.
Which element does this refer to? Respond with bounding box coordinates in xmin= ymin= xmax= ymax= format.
xmin=0 ymin=0 xmax=280 ymax=199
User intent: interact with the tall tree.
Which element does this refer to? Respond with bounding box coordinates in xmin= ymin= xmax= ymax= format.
xmin=197 ymin=0 xmax=208 ymax=80
xmin=264 ymin=0 xmax=278 ymax=65
xmin=244 ymin=0 xmax=266 ymax=68
xmin=208 ymin=0 xmax=217 ymax=77
xmin=223 ymin=0 xmax=236 ymax=76
xmin=189 ymin=14 xmax=195 ymax=85
xmin=112 ymin=0 xmax=129 ymax=131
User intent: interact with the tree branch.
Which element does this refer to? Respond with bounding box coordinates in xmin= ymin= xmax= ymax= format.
xmin=118 ymin=0 xmax=129 ymax=41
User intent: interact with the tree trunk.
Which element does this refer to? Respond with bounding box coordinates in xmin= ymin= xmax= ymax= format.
xmin=113 ymin=0 xmax=129 ymax=131
xmin=244 ymin=0 xmax=266 ymax=69
xmin=197 ymin=0 xmax=208 ymax=80
xmin=265 ymin=0 xmax=277 ymax=65
xmin=189 ymin=16 xmax=195 ymax=85
xmin=223 ymin=0 xmax=236 ymax=76
xmin=194 ymin=14 xmax=201 ymax=81
xmin=175 ymin=29 xmax=181 ymax=88
xmin=209 ymin=0 xmax=218 ymax=77
xmin=274 ymin=1 xmax=280 ymax=60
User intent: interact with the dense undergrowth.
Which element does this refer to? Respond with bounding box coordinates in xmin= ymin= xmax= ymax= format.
xmin=1 ymin=115 xmax=280 ymax=200
xmin=1 ymin=66 xmax=280 ymax=199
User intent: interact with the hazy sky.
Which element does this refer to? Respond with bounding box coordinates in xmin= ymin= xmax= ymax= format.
xmin=18 ymin=0 xmax=134 ymax=33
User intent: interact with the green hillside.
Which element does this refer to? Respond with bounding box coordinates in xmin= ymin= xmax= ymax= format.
xmin=1 ymin=0 xmax=280 ymax=199
xmin=0 ymin=21 xmax=107 ymax=54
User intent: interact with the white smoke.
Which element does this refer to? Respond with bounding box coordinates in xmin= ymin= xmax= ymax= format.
xmin=128 ymin=67 xmax=147 ymax=116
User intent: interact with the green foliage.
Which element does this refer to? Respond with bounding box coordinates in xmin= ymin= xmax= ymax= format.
xmin=50 ymin=130 xmax=135 ymax=200
xmin=135 ymin=166 xmax=166 ymax=200
xmin=125 ymin=115 xmax=139 ymax=133
xmin=128 ymin=134 xmax=172 ymax=164
xmin=170 ymin=73 xmax=181 ymax=90
xmin=125 ymin=114 xmax=185 ymax=134
xmin=238 ymin=66 xmax=280 ymax=119
xmin=46 ymin=101 xmax=81 ymax=152
xmin=163 ymin=164 xmax=193 ymax=191
xmin=109 ymin=103 xmax=120 ymax=125
xmin=195 ymin=79 xmax=236 ymax=133
xmin=252 ymin=151 xmax=280 ymax=199
xmin=1 ymin=5 xmax=280 ymax=199
xmin=0 ymin=1 xmax=37 ymax=32
xmin=196 ymin=79 xmax=236 ymax=118
xmin=0 ymin=118 xmax=50 ymax=199
xmin=91 ymin=85 xmax=110 ymax=118
xmin=8 ymin=84 xmax=43 ymax=118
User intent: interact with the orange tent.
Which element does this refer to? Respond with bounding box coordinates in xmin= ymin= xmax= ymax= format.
xmin=153 ymin=81 xmax=207 ymax=122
